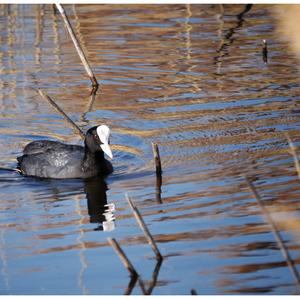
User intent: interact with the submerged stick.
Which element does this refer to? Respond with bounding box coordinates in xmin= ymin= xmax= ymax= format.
xmin=55 ymin=4 xmax=99 ymax=92
xmin=285 ymin=133 xmax=300 ymax=181
xmin=38 ymin=89 xmax=85 ymax=140
xmin=151 ymin=142 xmax=162 ymax=176
xmin=107 ymin=237 xmax=138 ymax=278
xmin=246 ymin=177 xmax=300 ymax=285
xmin=126 ymin=194 xmax=163 ymax=261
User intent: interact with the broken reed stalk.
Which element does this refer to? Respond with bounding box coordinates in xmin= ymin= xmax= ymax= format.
xmin=107 ymin=237 xmax=138 ymax=278
xmin=107 ymin=237 xmax=147 ymax=295
xmin=285 ymin=133 xmax=300 ymax=181
xmin=38 ymin=89 xmax=85 ymax=140
xmin=246 ymin=177 xmax=300 ymax=285
xmin=151 ymin=142 xmax=162 ymax=176
xmin=55 ymin=4 xmax=99 ymax=92
xmin=155 ymin=173 xmax=162 ymax=204
xmin=126 ymin=194 xmax=163 ymax=261
xmin=262 ymin=39 xmax=268 ymax=64
xmin=151 ymin=143 xmax=162 ymax=203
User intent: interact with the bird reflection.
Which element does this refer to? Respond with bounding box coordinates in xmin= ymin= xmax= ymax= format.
xmin=84 ymin=176 xmax=115 ymax=231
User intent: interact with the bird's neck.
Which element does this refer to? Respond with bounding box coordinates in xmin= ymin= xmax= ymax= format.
xmin=82 ymin=145 xmax=104 ymax=170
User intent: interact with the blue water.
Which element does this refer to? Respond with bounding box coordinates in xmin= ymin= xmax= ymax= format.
xmin=0 ymin=3 xmax=300 ymax=295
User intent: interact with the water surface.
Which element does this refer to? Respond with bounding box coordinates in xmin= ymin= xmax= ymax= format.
xmin=0 ymin=4 xmax=300 ymax=295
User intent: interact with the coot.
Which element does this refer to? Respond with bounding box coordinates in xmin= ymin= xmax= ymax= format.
xmin=17 ymin=125 xmax=113 ymax=179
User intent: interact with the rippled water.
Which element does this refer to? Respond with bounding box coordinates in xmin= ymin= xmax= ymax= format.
xmin=0 ymin=4 xmax=300 ymax=295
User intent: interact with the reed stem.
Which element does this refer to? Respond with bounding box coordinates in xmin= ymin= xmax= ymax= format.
xmin=107 ymin=237 xmax=138 ymax=278
xmin=126 ymin=194 xmax=163 ymax=261
xmin=107 ymin=237 xmax=147 ymax=294
xmin=37 ymin=89 xmax=85 ymax=140
xmin=151 ymin=142 xmax=162 ymax=176
xmin=55 ymin=4 xmax=99 ymax=91
xmin=246 ymin=176 xmax=300 ymax=286
xmin=285 ymin=133 xmax=300 ymax=181
xmin=262 ymin=39 xmax=268 ymax=64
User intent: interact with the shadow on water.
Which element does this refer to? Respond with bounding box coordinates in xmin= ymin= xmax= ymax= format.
xmin=40 ymin=175 xmax=115 ymax=231
xmin=85 ymin=176 xmax=115 ymax=231
xmin=0 ymin=168 xmax=115 ymax=232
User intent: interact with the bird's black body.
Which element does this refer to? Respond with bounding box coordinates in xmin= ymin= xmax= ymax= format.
xmin=17 ymin=126 xmax=113 ymax=179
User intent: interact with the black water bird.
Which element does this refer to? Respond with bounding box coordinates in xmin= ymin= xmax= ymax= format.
xmin=17 ymin=125 xmax=113 ymax=179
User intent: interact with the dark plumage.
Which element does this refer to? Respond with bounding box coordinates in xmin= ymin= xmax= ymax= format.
xmin=17 ymin=125 xmax=113 ymax=179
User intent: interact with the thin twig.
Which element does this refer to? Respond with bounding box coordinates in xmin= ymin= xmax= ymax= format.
xmin=246 ymin=176 xmax=300 ymax=286
xmin=37 ymin=89 xmax=85 ymax=140
xmin=285 ymin=133 xmax=300 ymax=181
xmin=151 ymin=142 xmax=162 ymax=176
xmin=126 ymin=194 xmax=163 ymax=261
xmin=55 ymin=4 xmax=99 ymax=92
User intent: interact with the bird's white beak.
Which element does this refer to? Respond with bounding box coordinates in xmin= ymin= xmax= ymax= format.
xmin=100 ymin=143 xmax=113 ymax=159
xmin=97 ymin=125 xmax=113 ymax=159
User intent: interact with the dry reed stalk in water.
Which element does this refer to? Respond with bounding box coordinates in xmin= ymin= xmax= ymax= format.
xmin=107 ymin=237 xmax=138 ymax=277
xmin=126 ymin=194 xmax=163 ymax=261
xmin=151 ymin=142 xmax=162 ymax=176
xmin=152 ymin=143 xmax=163 ymax=203
xmin=285 ymin=133 xmax=300 ymax=180
xmin=107 ymin=237 xmax=147 ymax=294
xmin=55 ymin=4 xmax=99 ymax=92
xmin=262 ymin=39 xmax=268 ymax=63
xmin=246 ymin=176 xmax=300 ymax=286
xmin=37 ymin=89 xmax=85 ymax=140
xmin=155 ymin=173 xmax=162 ymax=204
